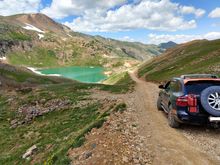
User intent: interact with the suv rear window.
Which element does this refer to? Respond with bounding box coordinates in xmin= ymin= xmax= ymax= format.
xmin=185 ymin=81 xmax=220 ymax=95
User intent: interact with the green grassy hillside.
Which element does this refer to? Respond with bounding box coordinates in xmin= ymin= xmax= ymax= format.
xmin=102 ymin=72 xmax=135 ymax=93
xmin=7 ymin=48 xmax=59 ymax=68
xmin=138 ymin=39 xmax=220 ymax=82
xmin=0 ymin=84 xmax=121 ymax=164
xmin=0 ymin=63 xmax=134 ymax=164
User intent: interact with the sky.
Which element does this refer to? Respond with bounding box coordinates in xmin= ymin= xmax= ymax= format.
xmin=1 ymin=0 xmax=220 ymax=44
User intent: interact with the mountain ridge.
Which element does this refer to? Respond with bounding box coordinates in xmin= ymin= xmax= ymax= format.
xmin=5 ymin=13 xmax=70 ymax=35
xmin=159 ymin=41 xmax=177 ymax=49
xmin=0 ymin=13 xmax=166 ymax=75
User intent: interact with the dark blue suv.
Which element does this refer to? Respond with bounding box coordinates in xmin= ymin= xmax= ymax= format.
xmin=157 ymin=74 xmax=220 ymax=128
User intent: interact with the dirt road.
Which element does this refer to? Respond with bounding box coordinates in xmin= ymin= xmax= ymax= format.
xmin=69 ymin=72 xmax=220 ymax=165
xmin=129 ymin=72 xmax=219 ymax=165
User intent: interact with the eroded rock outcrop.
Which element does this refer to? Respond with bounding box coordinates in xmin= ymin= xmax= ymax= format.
xmin=0 ymin=40 xmax=33 ymax=57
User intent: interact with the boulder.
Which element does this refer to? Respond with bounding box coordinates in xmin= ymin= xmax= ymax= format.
xmin=22 ymin=145 xmax=37 ymax=159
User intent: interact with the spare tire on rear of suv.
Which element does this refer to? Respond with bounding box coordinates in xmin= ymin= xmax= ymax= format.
xmin=200 ymin=86 xmax=220 ymax=116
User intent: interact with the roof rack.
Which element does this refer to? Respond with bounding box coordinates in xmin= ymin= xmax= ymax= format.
xmin=180 ymin=74 xmax=218 ymax=79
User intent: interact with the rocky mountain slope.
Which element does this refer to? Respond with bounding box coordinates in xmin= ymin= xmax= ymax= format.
xmin=7 ymin=14 xmax=71 ymax=36
xmin=138 ymin=39 xmax=220 ymax=82
xmin=0 ymin=13 xmax=164 ymax=70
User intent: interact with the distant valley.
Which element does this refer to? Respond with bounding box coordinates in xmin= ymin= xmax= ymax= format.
xmin=0 ymin=13 xmax=169 ymax=75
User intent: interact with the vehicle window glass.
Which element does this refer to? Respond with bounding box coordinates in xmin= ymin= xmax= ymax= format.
xmin=185 ymin=81 xmax=220 ymax=94
xmin=169 ymin=81 xmax=175 ymax=92
xmin=169 ymin=81 xmax=181 ymax=92
xmin=173 ymin=81 xmax=182 ymax=92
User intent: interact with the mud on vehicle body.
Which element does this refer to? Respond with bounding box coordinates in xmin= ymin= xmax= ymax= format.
xmin=157 ymin=74 xmax=220 ymax=128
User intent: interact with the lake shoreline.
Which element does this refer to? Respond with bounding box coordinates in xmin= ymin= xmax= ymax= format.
xmin=27 ymin=67 xmax=62 ymax=77
xmin=27 ymin=66 xmax=107 ymax=83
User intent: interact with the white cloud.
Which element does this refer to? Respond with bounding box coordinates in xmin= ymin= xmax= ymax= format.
xmin=0 ymin=0 xmax=41 ymax=16
xmin=209 ymin=8 xmax=220 ymax=18
xmin=204 ymin=32 xmax=220 ymax=39
xmin=41 ymin=0 xmax=127 ymax=19
xmin=147 ymin=32 xmax=220 ymax=44
xmin=63 ymin=0 xmax=202 ymax=32
xmin=180 ymin=6 xmax=205 ymax=18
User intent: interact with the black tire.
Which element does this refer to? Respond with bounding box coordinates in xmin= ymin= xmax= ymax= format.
xmin=157 ymin=97 xmax=163 ymax=111
xmin=200 ymin=86 xmax=220 ymax=116
xmin=168 ymin=105 xmax=180 ymax=128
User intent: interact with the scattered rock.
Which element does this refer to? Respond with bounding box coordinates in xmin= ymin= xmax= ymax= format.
xmin=6 ymin=98 xmax=14 ymax=103
xmin=133 ymin=158 xmax=139 ymax=164
xmin=22 ymin=145 xmax=37 ymax=159
xmin=83 ymin=151 xmax=92 ymax=159
xmin=122 ymin=156 xmax=129 ymax=163
xmin=10 ymin=119 xmax=18 ymax=128
xmin=11 ymin=98 xmax=72 ymax=127
xmin=39 ymin=98 xmax=46 ymax=104
xmin=147 ymin=135 xmax=151 ymax=138
xmin=91 ymin=143 xmax=96 ymax=149
xmin=10 ymin=119 xmax=18 ymax=125
xmin=16 ymin=87 xmax=32 ymax=94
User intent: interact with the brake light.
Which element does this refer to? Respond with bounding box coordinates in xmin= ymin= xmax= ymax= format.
xmin=176 ymin=95 xmax=198 ymax=113
xmin=188 ymin=94 xmax=198 ymax=113
xmin=176 ymin=96 xmax=188 ymax=107
xmin=187 ymin=94 xmax=197 ymax=107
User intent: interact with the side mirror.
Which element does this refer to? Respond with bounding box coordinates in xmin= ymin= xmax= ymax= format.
xmin=159 ymin=85 xmax=165 ymax=89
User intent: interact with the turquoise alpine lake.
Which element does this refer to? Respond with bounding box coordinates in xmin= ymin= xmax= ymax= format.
xmin=38 ymin=66 xmax=107 ymax=83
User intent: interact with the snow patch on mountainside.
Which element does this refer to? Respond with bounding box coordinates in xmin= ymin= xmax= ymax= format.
xmin=38 ymin=34 xmax=44 ymax=39
xmin=23 ymin=23 xmax=45 ymax=33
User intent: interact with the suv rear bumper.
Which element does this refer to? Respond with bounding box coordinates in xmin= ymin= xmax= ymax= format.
xmin=174 ymin=109 xmax=208 ymax=125
xmin=209 ymin=116 xmax=220 ymax=122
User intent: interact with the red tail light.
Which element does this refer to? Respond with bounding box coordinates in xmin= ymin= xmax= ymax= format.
xmin=176 ymin=95 xmax=198 ymax=113
xmin=188 ymin=94 xmax=198 ymax=113
xmin=176 ymin=96 xmax=188 ymax=107
xmin=187 ymin=94 xmax=197 ymax=107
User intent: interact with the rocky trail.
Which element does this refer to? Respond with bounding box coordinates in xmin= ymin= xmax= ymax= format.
xmin=69 ymin=72 xmax=220 ymax=165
